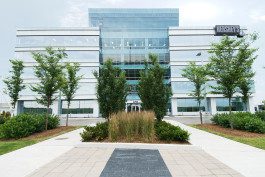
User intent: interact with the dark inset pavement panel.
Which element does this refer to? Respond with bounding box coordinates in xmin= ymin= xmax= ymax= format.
xmin=100 ymin=148 xmax=172 ymax=177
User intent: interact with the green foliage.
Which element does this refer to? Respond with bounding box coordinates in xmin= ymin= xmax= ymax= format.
xmin=211 ymin=113 xmax=231 ymax=128
xmin=80 ymin=122 xmax=108 ymax=141
xmin=3 ymin=59 xmax=25 ymax=109
xmin=182 ymin=62 xmax=208 ymax=123
xmin=238 ymin=79 xmax=253 ymax=110
xmin=255 ymin=111 xmax=265 ymax=121
xmin=61 ymin=63 xmax=82 ymax=126
xmin=108 ymin=111 xmax=155 ymax=142
xmin=207 ymin=34 xmax=257 ymax=113
xmin=94 ymin=60 xmax=128 ymax=119
xmin=31 ymin=47 xmax=67 ymax=130
xmin=138 ymin=54 xmax=172 ymax=121
xmin=155 ymin=121 xmax=190 ymax=142
xmin=211 ymin=112 xmax=265 ymax=133
xmin=0 ymin=111 xmax=11 ymax=124
xmin=0 ymin=114 xmax=59 ymax=139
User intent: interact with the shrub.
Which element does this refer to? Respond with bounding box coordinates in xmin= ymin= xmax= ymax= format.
xmin=255 ymin=111 xmax=265 ymax=121
xmin=212 ymin=112 xmax=265 ymax=133
xmin=0 ymin=111 xmax=11 ymax=124
xmin=0 ymin=113 xmax=59 ymax=139
xmin=155 ymin=121 xmax=189 ymax=142
xmin=80 ymin=122 xmax=108 ymax=141
xmin=211 ymin=113 xmax=231 ymax=128
xmin=109 ymin=111 xmax=155 ymax=142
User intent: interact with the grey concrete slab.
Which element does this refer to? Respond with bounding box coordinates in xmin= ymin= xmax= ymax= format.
xmin=27 ymin=144 xmax=243 ymax=177
xmin=100 ymin=148 xmax=171 ymax=177
xmin=166 ymin=115 xmax=213 ymax=125
xmin=59 ymin=118 xmax=105 ymax=126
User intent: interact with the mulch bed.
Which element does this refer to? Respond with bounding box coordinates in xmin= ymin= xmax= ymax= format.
xmin=88 ymin=136 xmax=190 ymax=145
xmin=23 ymin=126 xmax=77 ymax=140
xmin=0 ymin=126 xmax=77 ymax=142
xmin=196 ymin=124 xmax=265 ymax=138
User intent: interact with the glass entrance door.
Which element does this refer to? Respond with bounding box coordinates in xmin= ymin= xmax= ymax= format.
xmin=126 ymin=104 xmax=141 ymax=112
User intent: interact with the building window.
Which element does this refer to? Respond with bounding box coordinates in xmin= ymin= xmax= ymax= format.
xmin=177 ymin=98 xmax=206 ymax=112
xmin=124 ymin=38 xmax=145 ymax=49
xmin=124 ymin=54 xmax=146 ymax=64
xmin=216 ymin=98 xmax=244 ymax=111
xmin=17 ymin=36 xmax=99 ymax=47
xmin=61 ymin=100 xmax=94 ymax=114
xmin=102 ymin=54 xmax=121 ymax=64
xmin=23 ymin=101 xmax=52 ymax=114
xmin=101 ymin=38 xmax=122 ymax=49
xmin=171 ymin=82 xmax=195 ymax=94
xmin=148 ymin=38 xmax=168 ymax=49
xmin=125 ymin=68 xmax=170 ymax=80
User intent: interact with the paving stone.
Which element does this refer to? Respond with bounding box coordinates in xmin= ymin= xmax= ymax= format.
xmin=100 ymin=148 xmax=172 ymax=177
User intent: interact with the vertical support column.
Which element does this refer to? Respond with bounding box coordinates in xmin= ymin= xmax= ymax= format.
xmin=248 ymin=97 xmax=255 ymax=113
xmin=210 ymin=97 xmax=217 ymax=115
xmin=51 ymin=100 xmax=59 ymax=116
xmin=171 ymin=98 xmax=178 ymax=116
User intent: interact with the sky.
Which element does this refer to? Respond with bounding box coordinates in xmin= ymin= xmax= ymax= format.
xmin=0 ymin=0 xmax=264 ymax=105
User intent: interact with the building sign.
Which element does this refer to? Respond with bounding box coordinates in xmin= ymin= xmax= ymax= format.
xmin=214 ymin=25 xmax=241 ymax=36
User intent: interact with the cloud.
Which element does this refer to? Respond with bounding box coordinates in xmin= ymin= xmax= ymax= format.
xmin=250 ymin=11 xmax=265 ymax=22
xmin=60 ymin=0 xmax=126 ymax=27
xmin=60 ymin=0 xmax=89 ymax=27
xmin=179 ymin=2 xmax=219 ymax=25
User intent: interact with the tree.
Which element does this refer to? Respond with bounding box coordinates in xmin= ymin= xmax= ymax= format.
xmin=238 ymin=79 xmax=253 ymax=111
xmin=138 ymin=53 xmax=172 ymax=121
xmin=31 ymin=47 xmax=67 ymax=130
xmin=208 ymin=34 xmax=257 ymax=113
xmin=182 ymin=62 xmax=208 ymax=124
xmin=3 ymin=59 xmax=25 ymax=112
xmin=61 ymin=63 xmax=82 ymax=126
xmin=94 ymin=59 xmax=128 ymax=120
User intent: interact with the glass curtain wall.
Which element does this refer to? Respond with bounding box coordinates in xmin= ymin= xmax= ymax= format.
xmin=89 ymin=8 xmax=179 ymax=102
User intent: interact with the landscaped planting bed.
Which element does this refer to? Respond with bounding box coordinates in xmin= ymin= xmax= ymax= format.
xmin=0 ymin=126 xmax=78 ymax=155
xmin=0 ymin=113 xmax=60 ymax=139
xmin=193 ymin=123 xmax=265 ymax=150
xmin=211 ymin=112 xmax=265 ymax=133
xmin=80 ymin=111 xmax=190 ymax=144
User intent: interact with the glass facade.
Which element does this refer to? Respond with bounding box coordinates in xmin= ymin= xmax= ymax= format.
xmin=17 ymin=36 xmax=99 ymax=47
xmin=22 ymin=101 xmax=52 ymax=114
xmin=61 ymin=100 xmax=93 ymax=114
xmin=170 ymin=50 xmax=210 ymax=62
xmin=216 ymin=98 xmax=244 ymax=111
xmin=15 ymin=51 xmax=99 ymax=62
xmin=89 ymin=8 xmax=179 ymax=101
xmin=177 ymin=98 xmax=206 ymax=112
xmin=170 ymin=35 xmax=221 ymax=46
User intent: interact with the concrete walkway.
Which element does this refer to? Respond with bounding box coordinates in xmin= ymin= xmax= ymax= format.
xmin=28 ymin=143 xmax=243 ymax=177
xmin=0 ymin=128 xmax=84 ymax=177
xmin=165 ymin=118 xmax=265 ymax=177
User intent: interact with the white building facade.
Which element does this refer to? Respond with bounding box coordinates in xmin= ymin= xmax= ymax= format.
xmin=14 ymin=9 xmax=255 ymax=117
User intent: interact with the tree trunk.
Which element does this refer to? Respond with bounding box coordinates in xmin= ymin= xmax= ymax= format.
xmin=244 ymin=101 xmax=248 ymax=112
xmin=228 ymin=97 xmax=232 ymax=114
xmin=46 ymin=99 xmax=50 ymax=131
xmin=199 ymin=101 xmax=203 ymax=124
xmin=66 ymin=102 xmax=69 ymax=126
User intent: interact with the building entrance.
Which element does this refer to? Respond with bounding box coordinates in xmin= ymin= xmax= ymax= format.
xmin=126 ymin=103 xmax=142 ymax=112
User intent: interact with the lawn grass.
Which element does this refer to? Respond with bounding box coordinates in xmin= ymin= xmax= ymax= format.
xmin=0 ymin=126 xmax=78 ymax=155
xmin=192 ymin=124 xmax=265 ymax=150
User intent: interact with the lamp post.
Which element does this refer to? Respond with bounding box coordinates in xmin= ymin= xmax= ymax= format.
xmin=129 ymin=43 xmax=132 ymax=63
xmin=196 ymin=52 xmax=207 ymax=122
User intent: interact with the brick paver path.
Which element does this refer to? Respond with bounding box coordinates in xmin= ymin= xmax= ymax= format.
xmin=27 ymin=145 xmax=243 ymax=177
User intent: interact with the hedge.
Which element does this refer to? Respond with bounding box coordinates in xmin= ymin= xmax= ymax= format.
xmin=211 ymin=112 xmax=265 ymax=133
xmin=155 ymin=121 xmax=190 ymax=142
xmin=0 ymin=113 xmax=59 ymax=139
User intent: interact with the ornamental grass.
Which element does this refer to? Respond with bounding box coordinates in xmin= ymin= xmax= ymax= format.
xmin=109 ymin=111 xmax=155 ymax=142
